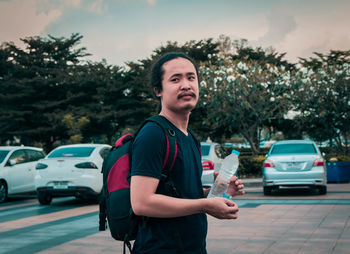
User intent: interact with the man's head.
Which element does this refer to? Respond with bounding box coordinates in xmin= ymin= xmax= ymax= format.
xmin=151 ymin=52 xmax=199 ymax=113
xmin=151 ymin=52 xmax=199 ymax=93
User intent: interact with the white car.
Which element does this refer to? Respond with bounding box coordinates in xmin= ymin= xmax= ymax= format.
xmin=0 ymin=146 xmax=45 ymax=203
xmin=200 ymin=142 xmax=224 ymax=188
xmin=35 ymin=144 xmax=111 ymax=205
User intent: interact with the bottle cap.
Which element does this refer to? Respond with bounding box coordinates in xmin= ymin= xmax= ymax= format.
xmin=231 ymin=149 xmax=240 ymax=156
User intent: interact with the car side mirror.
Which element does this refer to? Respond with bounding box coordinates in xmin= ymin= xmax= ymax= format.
xmin=7 ymin=159 xmax=16 ymax=166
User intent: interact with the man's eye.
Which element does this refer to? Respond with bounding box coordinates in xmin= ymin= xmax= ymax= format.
xmin=188 ymin=76 xmax=196 ymax=80
xmin=171 ymin=78 xmax=179 ymax=82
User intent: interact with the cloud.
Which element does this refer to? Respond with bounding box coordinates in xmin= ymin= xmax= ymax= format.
xmin=88 ymin=0 xmax=106 ymax=14
xmin=275 ymin=1 xmax=350 ymax=62
xmin=0 ymin=0 xmax=62 ymax=46
xmin=257 ymin=4 xmax=297 ymax=47
xmin=146 ymin=0 xmax=156 ymax=6
xmin=35 ymin=0 xmax=81 ymax=15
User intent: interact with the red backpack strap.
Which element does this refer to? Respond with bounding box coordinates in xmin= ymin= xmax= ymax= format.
xmin=115 ymin=134 xmax=133 ymax=148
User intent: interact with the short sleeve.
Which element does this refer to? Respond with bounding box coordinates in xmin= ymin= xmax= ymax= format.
xmin=131 ymin=122 xmax=166 ymax=179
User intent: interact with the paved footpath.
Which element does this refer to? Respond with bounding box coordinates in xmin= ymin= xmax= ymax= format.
xmin=206 ymin=182 xmax=350 ymax=254
xmin=0 ymin=182 xmax=349 ymax=254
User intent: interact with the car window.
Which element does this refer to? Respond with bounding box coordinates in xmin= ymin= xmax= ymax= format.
xmin=200 ymin=145 xmax=210 ymax=156
xmin=99 ymin=147 xmax=110 ymax=159
xmin=8 ymin=150 xmax=28 ymax=165
xmin=26 ymin=149 xmax=45 ymax=162
xmin=48 ymin=147 xmax=96 ymax=158
xmin=270 ymin=143 xmax=317 ymax=155
xmin=214 ymin=145 xmax=224 ymax=158
xmin=0 ymin=150 xmax=10 ymax=163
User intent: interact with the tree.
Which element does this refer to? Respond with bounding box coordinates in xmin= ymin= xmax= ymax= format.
xmin=199 ymin=55 xmax=295 ymax=154
xmin=231 ymin=38 xmax=296 ymax=71
xmin=152 ymin=38 xmax=219 ymax=64
xmin=295 ymin=50 xmax=350 ymax=154
xmin=0 ymin=33 xmax=91 ymax=151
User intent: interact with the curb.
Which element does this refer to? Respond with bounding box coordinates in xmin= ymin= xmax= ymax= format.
xmin=242 ymin=178 xmax=263 ymax=188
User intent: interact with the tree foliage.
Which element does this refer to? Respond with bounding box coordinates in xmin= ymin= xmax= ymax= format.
xmin=0 ymin=34 xmax=348 ymax=157
xmin=199 ymin=54 xmax=295 ymax=154
xmin=295 ymin=50 xmax=350 ymax=153
xmin=0 ymin=34 xmax=90 ymax=150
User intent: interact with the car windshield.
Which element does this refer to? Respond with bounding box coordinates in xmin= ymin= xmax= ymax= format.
xmin=48 ymin=147 xmax=95 ymax=158
xmin=0 ymin=150 xmax=10 ymax=163
xmin=270 ymin=143 xmax=317 ymax=155
xmin=201 ymin=145 xmax=210 ymax=156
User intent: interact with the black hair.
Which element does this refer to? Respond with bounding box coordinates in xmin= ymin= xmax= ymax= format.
xmin=150 ymin=52 xmax=199 ymax=95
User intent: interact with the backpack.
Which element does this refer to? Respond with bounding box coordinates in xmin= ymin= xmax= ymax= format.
xmin=99 ymin=115 xmax=198 ymax=253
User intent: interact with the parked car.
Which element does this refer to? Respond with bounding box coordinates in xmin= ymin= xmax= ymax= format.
xmin=263 ymin=140 xmax=327 ymax=195
xmin=35 ymin=144 xmax=111 ymax=205
xmin=200 ymin=142 xmax=224 ymax=188
xmin=259 ymin=140 xmax=276 ymax=148
xmin=0 ymin=146 xmax=45 ymax=203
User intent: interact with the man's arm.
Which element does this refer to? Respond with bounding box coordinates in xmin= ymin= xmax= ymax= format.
xmin=130 ymin=175 xmax=239 ymax=219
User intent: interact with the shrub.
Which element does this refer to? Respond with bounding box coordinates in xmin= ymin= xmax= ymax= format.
xmin=327 ymin=154 xmax=350 ymax=162
xmin=238 ymin=155 xmax=265 ymax=178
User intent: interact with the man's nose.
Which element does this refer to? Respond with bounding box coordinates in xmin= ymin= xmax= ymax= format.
xmin=180 ymin=80 xmax=191 ymax=90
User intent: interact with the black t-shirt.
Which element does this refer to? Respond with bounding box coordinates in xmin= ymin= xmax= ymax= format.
xmin=131 ymin=118 xmax=208 ymax=254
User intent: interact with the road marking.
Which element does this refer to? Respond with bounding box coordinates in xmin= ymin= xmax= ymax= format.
xmin=0 ymin=205 xmax=98 ymax=232
xmin=236 ymin=199 xmax=350 ymax=208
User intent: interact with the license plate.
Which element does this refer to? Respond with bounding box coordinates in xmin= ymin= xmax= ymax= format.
xmin=53 ymin=183 xmax=68 ymax=189
xmin=287 ymin=162 xmax=302 ymax=170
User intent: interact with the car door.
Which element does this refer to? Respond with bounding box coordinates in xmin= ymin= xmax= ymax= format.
xmin=6 ymin=149 xmax=35 ymax=193
xmin=25 ymin=149 xmax=45 ymax=191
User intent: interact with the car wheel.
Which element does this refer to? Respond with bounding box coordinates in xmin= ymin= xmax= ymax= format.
xmin=263 ymin=186 xmax=272 ymax=195
xmin=0 ymin=181 xmax=8 ymax=203
xmin=38 ymin=193 xmax=52 ymax=205
xmin=318 ymin=185 xmax=327 ymax=195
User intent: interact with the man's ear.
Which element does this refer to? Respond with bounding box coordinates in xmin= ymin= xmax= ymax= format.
xmin=154 ymin=87 xmax=162 ymax=98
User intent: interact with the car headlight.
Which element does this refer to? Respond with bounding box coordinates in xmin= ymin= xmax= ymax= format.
xmin=75 ymin=162 xmax=98 ymax=169
xmin=36 ymin=163 xmax=48 ymax=170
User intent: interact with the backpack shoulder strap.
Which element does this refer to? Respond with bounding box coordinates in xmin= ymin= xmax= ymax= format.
xmin=145 ymin=115 xmax=177 ymax=177
xmin=188 ymin=128 xmax=201 ymax=155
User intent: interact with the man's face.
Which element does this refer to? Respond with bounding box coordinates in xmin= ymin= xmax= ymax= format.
xmin=155 ymin=57 xmax=199 ymax=114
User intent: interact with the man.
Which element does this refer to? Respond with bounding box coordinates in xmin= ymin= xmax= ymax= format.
xmin=130 ymin=52 xmax=244 ymax=253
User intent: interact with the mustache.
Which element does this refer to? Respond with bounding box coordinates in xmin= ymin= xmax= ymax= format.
xmin=178 ymin=92 xmax=196 ymax=99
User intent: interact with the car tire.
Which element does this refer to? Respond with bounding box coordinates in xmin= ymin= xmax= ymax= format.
xmin=38 ymin=193 xmax=52 ymax=205
xmin=318 ymin=185 xmax=327 ymax=195
xmin=263 ymin=186 xmax=272 ymax=195
xmin=0 ymin=181 xmax=8 ymax=203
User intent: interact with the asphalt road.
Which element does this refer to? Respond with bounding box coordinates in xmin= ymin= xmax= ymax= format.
xmin=0 ymin=182 xmax=349 ymax=254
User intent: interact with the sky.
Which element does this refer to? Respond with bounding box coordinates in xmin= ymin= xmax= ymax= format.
xmin=1 ymin=0 xmax=350 ymax=66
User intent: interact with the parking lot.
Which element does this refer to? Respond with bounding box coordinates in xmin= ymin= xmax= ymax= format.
xmin=207 ymin=182 xmax=350 ymax=254
xmin=0 ymin=181 xmax=349 ymax=254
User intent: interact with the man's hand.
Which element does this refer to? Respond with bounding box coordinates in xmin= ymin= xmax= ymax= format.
xmin=214 ymin=172 xmax=245 ymax=197
xmin=204 ymin=197 xmax=239 ymax=219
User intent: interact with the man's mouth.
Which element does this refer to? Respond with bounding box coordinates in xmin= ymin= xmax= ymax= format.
xmin=178 ymin=92 xmax=196 ymax=99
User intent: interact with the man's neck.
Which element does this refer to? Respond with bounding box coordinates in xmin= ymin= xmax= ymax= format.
xmin=159 ymin=110 xmax=190 ymax=135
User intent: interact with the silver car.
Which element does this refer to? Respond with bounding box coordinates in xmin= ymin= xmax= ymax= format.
xmin=263 ymin=140 xmax=327 ymax=195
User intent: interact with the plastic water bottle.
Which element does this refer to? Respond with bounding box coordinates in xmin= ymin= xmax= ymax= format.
xmin=207 ymin=150 xmax=240 ymax=198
